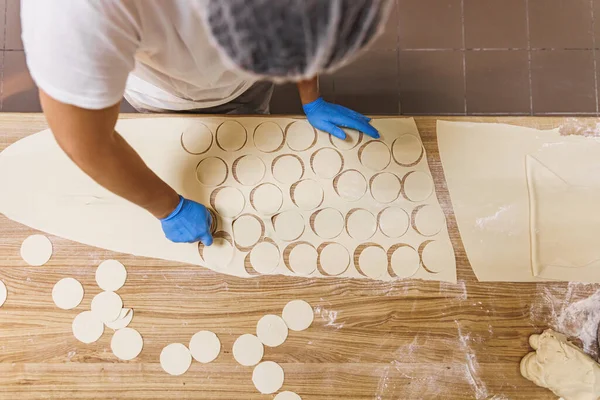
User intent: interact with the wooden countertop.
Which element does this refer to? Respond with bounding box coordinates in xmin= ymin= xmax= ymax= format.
xmin=0 ymin=113 xmax=597 ymax=399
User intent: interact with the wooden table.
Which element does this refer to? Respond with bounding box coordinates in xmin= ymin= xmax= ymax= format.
xmin=0 ymin=113 xmax=597 ymax=399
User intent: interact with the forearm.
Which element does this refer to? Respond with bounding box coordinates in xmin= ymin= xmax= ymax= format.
xmin=296 ymin=76 xmax=320 ymax=105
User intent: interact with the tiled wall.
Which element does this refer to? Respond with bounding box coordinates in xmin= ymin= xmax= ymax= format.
xmin=2 ymin=0 xmax=600 ymax=116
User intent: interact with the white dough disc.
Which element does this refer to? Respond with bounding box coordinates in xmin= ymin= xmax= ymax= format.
xmin=233 ymin=155 xmax=266 ymax=186
xmin=216 ymin=120 xmax=246 ymax=151
xmin=319 ymin=243 xmax=350 ymax=276
xmin=160 ymin=343 xmax=192 ymax=376
xmin=256 ymin=314 xmax=288 ymax=347
xmin=329 ymin=129 xmax=362 ymax=150
xmin=335 ymin=170 xmax=367 ymax=201
xmin=0 ymin=280 xmax=7 ymax=307
xmin=105 ymin=308 xmax=134 ymax=330
xmin=181 ymin=122 xmax=212 ymax=155
xmin=252 ymin=361 xmax=285 ymax=394
xmin=288 ymin=243 xmax=317 ymax=275
xmin=359 ymin=141 xmax=391 ymax=171
xmin=111 ymin=327 xmax=143 ymax=361
xmin=202 ymin=237 xmax=234 ymax=269
xmin=52 ymin=277 xmax=84 ymax=310
xmin=286 ymin=121 xmax=316 ymax=151
xmin=233 ymin=334 xmax=264 ymax=366
xmin=214 ymin=187 xmax=245 ymax=218
xmin=251 ymin=183 xmax=284 ymax=216
xmin=312 ymin=208 xmax=344 ymax=239
xmin=379 ymin=207 xmax=410 ymax=238
xmin=291 ymin=179 xmax=323 ymax=210
xmin=249 ymin=242 xmax=280 ymax=274
xmin=196 ymin=157 xmax=228 ymax=186
xmin=392 ymin=134 xmax=423 ymax=166
xmin=272 ymin=155 xmax=303 ymax=184
xmin=403 ymin=171 xmax=434 ymax=202
xmin=273 ymin=211 xmax=305 ymax=241
xmin=233 ymin=215 xmax=262 ymax=248
xmin=391 ymin=246 xmax=420 ymax=278
xmin=254 ymin=122 xmax=284 ymax=153
xmin=189 ymin=330 xmax=221 ymax=364
xmin=421 ymin=240 xmax=454 ymax=273
xmin=90 ymin=291 xmax=123 ymax=323
xmin=358 ymin=246 xmax=388 ymax=279
xmin=346 ymin=209 xmax=377 ymax=240
xmin=275 ymin=392 xmax=302 ymax=400
xmin=413 ymin=205 xmax=445 ymax=236
xmin=371 ymin=172 xmax=401 ymax=204
xmin=95 ymin=259 xmax=127 ymax=292
xmin=311 ymin=147 xmax=343 ymax=179
xmin=72 ymin=311 xmax=104 ymax=344
xmin=282 ymin=300 xmax=313 ymax=331
xmin=20 ymin=234 xmax=52 ymax=266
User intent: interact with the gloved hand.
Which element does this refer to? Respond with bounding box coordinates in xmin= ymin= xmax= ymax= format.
xmin=160 ymin=196 xmax=213 ymax=245
xmin=303 ymin=97 xmax=379 ymax=140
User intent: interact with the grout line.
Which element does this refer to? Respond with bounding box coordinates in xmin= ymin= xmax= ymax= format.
xmin=470 ymin=112 xmax=532 ymax=116
xmin=590 ymin=0 xmax=599 ymax=115
xmin=460 ymin=0 xmax=467 ymax=114
xmin=524 ymin=0 xmax=534 ymax=115
xmin=533 ymin=112 xmax=599 ymax=116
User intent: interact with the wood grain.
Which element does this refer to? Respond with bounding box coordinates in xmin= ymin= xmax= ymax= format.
xmin=0 ymin=113 xmax=598 ymax=399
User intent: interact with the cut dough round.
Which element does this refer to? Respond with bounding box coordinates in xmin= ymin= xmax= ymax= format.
xmin=254 ymin=122 xmax=284 ymax=153
xmin=319 ymin=243 xmax=350 ymax=276
xmin=95 ymin=259 xmax=127 ymax=292
xmin=252 ymin=361 xmax=285 ymax=394
xmin=359 ymin=141 xmax=391 ymax=171
xmin=392 ymin=134 xmax=423 ymax=166
xmin=72 ymin=311 xmax=104 ymax=344
xmin=233 ymin=214 xmax=263 ymax=248
xmin=233 ymin=334 xmax=264 ymax=366
xmin=105 ymin=308 xmax=134 ymax=330
xmin=311 ymin=147 xmax=343 ymax=179
xmin=413 ymin=205 xmax=445 ymax=236
xmin=346 ymin=209 xmax=377 ymax=240
xmin=288 ymin=243 xmax=317 ymax=276
xmin=272 ymin=155 xmax=303 ymax=184
xmin=286 ymin=121 xmax=316 ymax=151
xmin=329 ymin=129 xmax=362 ymax=150
xmin=251 ymin=183 xmax=283 ymax=216
xmin=52 ymin=277 xmax=84 ymax=310
xmin=216 ymin=120 xmax=246 ymax=151
xmin=213 ymin=187 xmax=245 ymax=218
xmin=275 ymin=392 xmax=302 ymax=400
xmin=20 ymin=234 xmax=52 ymax=266
xmin=233 ymin=155 xmax=266 ymax=186
xmin=196 ymin=157 xmax=228 ymax=186
xmin=111 ymin=327 xmax=143 ymax=361
xmin=291 ymin=179 xmax=323 ymax=210
xmin=202 ymin=237 xmax=234 ymax=269
xmin=390 ymin=245 xmax=420 ymax=278
xmin=334 ymin=170 xmax=367 ymax=201
xmin=282 ymin=300 xmax=313 ymax=331
xmin=403 ymin=171 xmax=434 ymax=202
xmin=160 ymin=343 xmax=192 ymax=376
xmin=379 ymin=207 xmax=410 ymax=238
xmin=256 ymin=315 xmax=288 ymax=347
xmin=273 ymin=211 xmax=305 ymax=241
xmin=181 ymin=122 xmax=212 ymax=155
xmin=189 ymin=330 xmax=221 ymax=364
xmin=357 ymin=246 xmax=388 ymax=279
xmin=249 ymin=241 xmax=280 ymax=274
xmin=421 ymin=240 xmax=454 ymax=273
xmin=312 ymin=208 xmax=344 ymax=239
xmin=371 ymin=172 xmax=401 ymax=204
xmin=91 ymin=291 xmax=123 ymax=323
xmin=0 ymin=280 xmax=6 ymax=307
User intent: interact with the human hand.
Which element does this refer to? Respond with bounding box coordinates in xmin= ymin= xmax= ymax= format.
xmin=303 ymin=97 xmax=379 ymax=140
xmin=160 ymin=196 xmax=214 ymax=245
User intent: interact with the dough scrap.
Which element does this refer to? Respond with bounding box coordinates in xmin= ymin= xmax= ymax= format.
xmin=20 ymin=234 xmax=52 ymax=266
xmin=275 ymin=392 xmax=302 ymax=400
xmin=256 ymin=315 xmax=288 ymax=347
xmin=160 ymin=343 xmax=192 ymax=376
xmin=0 ymin=280 xmax=6 ymax=307
xmin=105 ymin=308 xmax=133 ymax=330
xmin=282 ymin=300 xmax=313 ymax=331
xmin=95 ymin=259 xmax=127 ymax=292
xmin=111 ymin=327 xmax=143 ymax=361
xmin=90 ymin=291 xmax=123 ymax=323
xmin=52 ymin=277 xmax=84 ymax=310
xmin=72 ymin=311 xmax=104 ymax=344
xmin=233 ymin=334 xmax=264 ymax=366
xmin=252 ymin=361 xmax=284 ymax=394
xmin=189 ymin=330 xmax=221 ymax=364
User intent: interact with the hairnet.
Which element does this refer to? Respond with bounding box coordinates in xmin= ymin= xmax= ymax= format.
xmin=203 ymin=0 xmax=392 ymax=81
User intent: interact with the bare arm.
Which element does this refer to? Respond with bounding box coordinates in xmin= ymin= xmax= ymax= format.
xmin=297 ymin=76 xmax=320 ymax=105
xmin=40 ymin=90 xmax=180 ymax=219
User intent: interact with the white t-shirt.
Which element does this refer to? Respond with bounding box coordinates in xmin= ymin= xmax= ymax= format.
xmin=21 ymin=0 xmax=254 ymax=111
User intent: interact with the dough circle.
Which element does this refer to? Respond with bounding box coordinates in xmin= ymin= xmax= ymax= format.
xmin=311 ymin=148 xmax=343 ymax=179
xmin=286 ymin=121 xmax=316 ymax=151
xmin=254 ymin=122 xmax=284 ymax=153
xmin=189 ymin=330 xmax=221 ymax=364
xmin=233 ymin=155 xmax=266 ymax=186
xmin=233 ymin=215 xmax=263 ymax=248
xmin=346 ymin=209 xmax=377 ymax=240
xmin=52 ymin=277 xmax=84 ymax=310
xmin=252 ymin=361 xmax=285 ymax=394
xmin=233 ymin=334 xmax=264 ymax=366
xmin=282 ymin=300 xmax=313 ymax=331
xmin=181 ymin=122 xmax=212 ymax=155
xmin=329 ymin=130 xmax=362 ymax=150
xmin=160 ymin=343 xmax=192 ymax=376
xmin=272 ymin=155 xmax=304 ymax=184
xmin=413 ymin=205 xmax=445 ymax=236
xmin=196 ymin=157 xmax=228 ymax=186
xmin=91 ymin=291 xmax=123 ymax=323
xmin=20 ymin=234 xmax=52 ymax=266
xmin=403 ymin=171 xmax=434 ymax=202
xmin=288 ymin=243 xmax=317 ymax=276
xmin=213 ymin=187 xmax=245 ymax=218
xmin=256 ymin=314 xmax=289 ymax=347
xmin=421 ymin=240 xmax=454 ymax=273
xmin=249 ymin=241 xmax=280 ymax=274
xmin=251 ymin=183 xmax=283 ymax=216
xmin=392 ymin=134 xmax=423 ymax=166
xmin=275 ymin=392 xmax=302 ymax=400
xmin=371 ymin=172 xmax=401 ymax=204
xmin=312 ymin=208 xmax=344 ymax=239
xmin=378 ymin=207 xmax=409 ymax=238
xmin=359 ymin=141 xmax=391 ymax=171
xmin=357 ymin=246 xmax=388 ymax=279
xmin=202 ymin=237 xmax=234 ymax=269
xmin=111 ymin=327 xmax=143 ymax=361
xmin=291 ymin=179 xmax=324 ymax=210
xmin=95 ymin=259 xmax=127 ymax=292
xmin=319 ymin=243 xmax=350 ymax=276
xmin=390 ymin=246 xmax=420 ymax=278
xmin=72 ymin=311 xmax=104 ymax=344
xmin=105 ymin=308 xmax=133 ymax=330
xmin=216 ymin=120 xmax=246 ymax=152
xmin=273 ymin=211 xmax=305 ymax=241
xmin=0 ymin=280 xmax=6 ymax=307
xmin=335 ymin=170 xmax=367 ymax=201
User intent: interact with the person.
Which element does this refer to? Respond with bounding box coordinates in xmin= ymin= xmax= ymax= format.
xmin=21 ymin=0 xmax=391 ymax=246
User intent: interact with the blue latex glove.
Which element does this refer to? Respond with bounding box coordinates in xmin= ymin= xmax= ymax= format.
xmin=303 ymin=97 xmax=379 ymax=140
xmin=160 ymin=196 xmax=213 ymax=245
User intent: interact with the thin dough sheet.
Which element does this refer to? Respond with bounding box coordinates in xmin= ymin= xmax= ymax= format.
xmin=0 ymin=117 xmax=455 ymax=282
